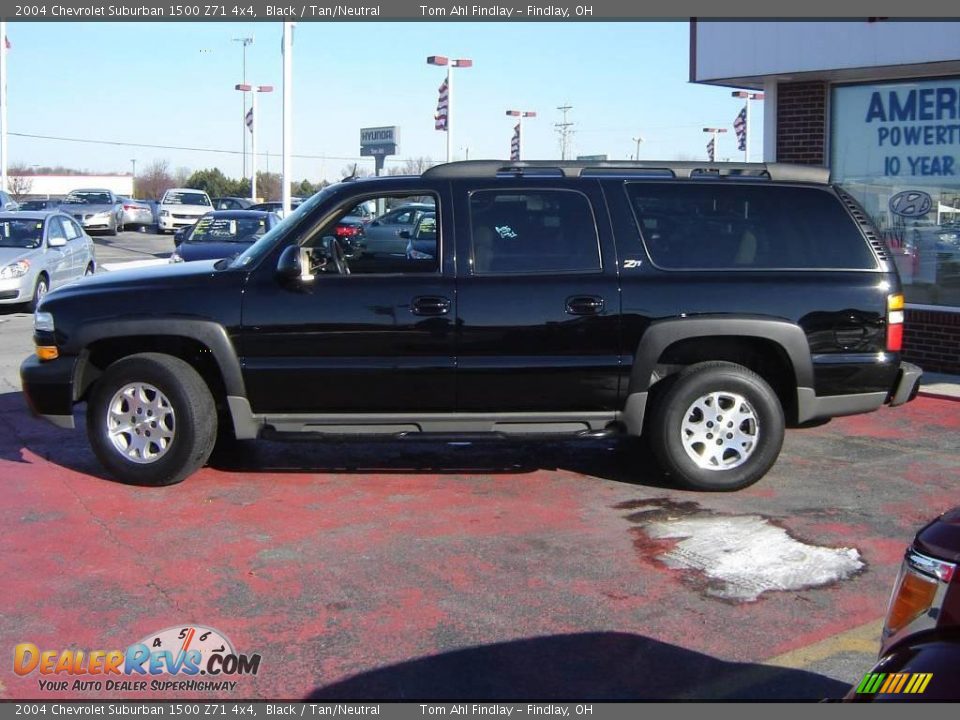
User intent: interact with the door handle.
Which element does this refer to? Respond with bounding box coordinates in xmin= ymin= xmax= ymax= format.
xmin=566 ymin=295 xmax=604 ymax=316
xmin=411 ymin=296 xmax=451 ymax=316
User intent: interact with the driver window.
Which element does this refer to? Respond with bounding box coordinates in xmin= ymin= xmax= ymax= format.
xmin=302 ymin=192 xmax=440 ymax=276
xmin=48 ymin=218 xmax=67 ymax=241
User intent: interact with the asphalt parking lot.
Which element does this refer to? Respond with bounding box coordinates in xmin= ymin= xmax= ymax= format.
xmin=1 ymin=229 xmax=958 ymax=701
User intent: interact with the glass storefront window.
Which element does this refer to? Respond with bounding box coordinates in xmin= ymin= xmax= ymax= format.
xmin=831 ymin=78 xmax=960 ymax=307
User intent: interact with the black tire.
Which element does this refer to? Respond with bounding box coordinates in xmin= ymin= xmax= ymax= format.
xmin=108 ymin=218 xmax=118 ymax=236
xmin=647 ymin=361 xmax=784 ymax=491
xmin=27 ymin=274 xmax=49 ymax=313
xmin=86 ymin=353 xmax=217 ymax=486
xmin=84 ymin=263 xmax=95 ymax=277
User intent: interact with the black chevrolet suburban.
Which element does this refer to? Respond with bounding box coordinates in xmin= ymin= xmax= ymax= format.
xmin=20 ymin=161 xmax=922 ymax=490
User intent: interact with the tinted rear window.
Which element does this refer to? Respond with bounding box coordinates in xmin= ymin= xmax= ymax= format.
xmin=625 ymin=184 xmax=877 ymax=270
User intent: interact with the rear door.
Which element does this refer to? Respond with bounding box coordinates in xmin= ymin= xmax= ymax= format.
xmin=44 ymin=217 xmax=73 ymax=287
xmin=453 ymin=180 xmax=621 ymax=412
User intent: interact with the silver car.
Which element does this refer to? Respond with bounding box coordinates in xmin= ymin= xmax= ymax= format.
xmin=59 ymin=188 xmax=123 ymax=236
xmin=118 ymin=196 xmax=155 ymax=230
xmin=0 ymin=211 xmax=97 ymax=311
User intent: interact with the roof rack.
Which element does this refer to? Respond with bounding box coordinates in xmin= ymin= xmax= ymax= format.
xmin=421 ymin=160 xmax=830 ymax=184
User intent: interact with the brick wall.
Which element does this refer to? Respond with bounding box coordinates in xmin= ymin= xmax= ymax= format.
xmin=776 ymin=81 xmax=827 ymax=165
xmin=904 ymin=309 xmax=960 ymax=375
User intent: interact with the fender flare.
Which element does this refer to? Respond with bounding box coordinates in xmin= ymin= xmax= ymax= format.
xmin=69 ymin=318 xmax=246 ymax=400
xmin=621 ymin=316 xmax=813 ymax=435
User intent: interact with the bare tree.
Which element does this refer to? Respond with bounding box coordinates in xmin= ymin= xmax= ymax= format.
xmin=7 ymin=163 xmax=33 ymax=202
xmin=137 ymin=159 xmax=174 ymax=200
xmin=340 ymin=163 xmax=373 ymax=179
xmin=173 ymin=166 xmax=191 ymax=187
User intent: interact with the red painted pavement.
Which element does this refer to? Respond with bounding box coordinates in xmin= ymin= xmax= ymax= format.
xmin=0 ymin=392 xmax=957 ymax=700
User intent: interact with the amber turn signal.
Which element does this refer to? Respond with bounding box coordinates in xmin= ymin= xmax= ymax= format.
xmin=884 ymin=566 xmax=938 ymax=637
xmin=35 ymin=346 xmax=59 ymax=361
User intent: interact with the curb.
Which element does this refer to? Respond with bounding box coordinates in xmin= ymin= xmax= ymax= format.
xmin=918 ymin=389 xmax=960 ymax=402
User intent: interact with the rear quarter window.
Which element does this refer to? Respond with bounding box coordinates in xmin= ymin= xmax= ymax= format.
xmin=625 ymin=183 xmax=878 ymax=271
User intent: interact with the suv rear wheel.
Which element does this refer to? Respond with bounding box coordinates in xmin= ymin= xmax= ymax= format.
xmin=86 ymin=353 xmax=217 ymax=486
xmin=648 ymin=361 xmax=784 ymax=491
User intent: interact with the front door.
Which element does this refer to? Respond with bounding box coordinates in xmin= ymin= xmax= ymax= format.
xmin=239 ymin=187 xmax=456 ymax=415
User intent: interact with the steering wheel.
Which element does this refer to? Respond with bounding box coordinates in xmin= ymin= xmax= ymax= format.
xmin=332 ymin=238 xmax=350 ymax=275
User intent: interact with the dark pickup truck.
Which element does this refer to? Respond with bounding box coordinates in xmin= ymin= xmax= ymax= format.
xmin=21 ymin=160 xmax=921 ymax=489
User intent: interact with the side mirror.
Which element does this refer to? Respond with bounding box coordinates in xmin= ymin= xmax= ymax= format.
xmin=277 ymin=245 xmax=305 ymax=280
xmin=398 ymin=230 xmax=411 ymax=239
xmin=48 ymin=236 xmax=67 ymax=248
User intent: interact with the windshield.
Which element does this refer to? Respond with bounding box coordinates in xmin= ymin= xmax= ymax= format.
xmin=163 ymin=191 xmax=212 ymax=207
xmin=0 ymin=219 xmax=44 ymax=249
xmin=229 ymin=186 xmax=337 ymax=270
xmin=62 ymin=191 xmax=112 ymax=205
xmin=188 ymin=216 xmax=269 ymax=244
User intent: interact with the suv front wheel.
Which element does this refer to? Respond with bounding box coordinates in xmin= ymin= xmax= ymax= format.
xmin=86 ymin=353 xmax=217 ymax=486
xmin=648 ymin=361 xmax=784 ymax=491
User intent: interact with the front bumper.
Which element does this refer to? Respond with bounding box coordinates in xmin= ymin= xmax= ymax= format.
xmin=0 ymin=276 xmax=29 ymax=304
xmin=158 ymin=216 xmax=203 ymax=230
xmin=20 ymin=354 xmax=79 ymax=429
xmin=889 ymin=361 xmax=923 ymax=406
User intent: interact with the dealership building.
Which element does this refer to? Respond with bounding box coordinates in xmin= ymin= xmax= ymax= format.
xmin=691 ymin=20 xmax=960 ymax=374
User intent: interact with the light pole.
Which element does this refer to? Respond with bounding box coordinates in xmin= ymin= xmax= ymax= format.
xmin=281 ymin=22 xmax=293 ymax=216
xmin=703 ymin=127 xmax=727 ymax=162
xmin=427 ymin=55 xmax=472 ymax=163
xmin=0 ymin=20 xmax=8 ymax=193
xmin=232 ymin=36 xmax=254 ymax=177
xmin=632 ymin=135 xmax=644 ymax=161
xmin=732 ymin=90 xmax=764 ymax=162
xmin=506 ymin=110 xmax=536 ymax=161
xmin=130 ymin=159 xmax=136 ymax=197
xmin=236 ymin=84 xmax=273 ymax=201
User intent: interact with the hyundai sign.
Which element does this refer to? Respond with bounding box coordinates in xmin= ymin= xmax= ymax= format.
xmin=360 ymin=126 xmax=399 ymax=157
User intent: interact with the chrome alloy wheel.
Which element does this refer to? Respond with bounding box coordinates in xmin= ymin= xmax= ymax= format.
xmin=105 ymin=382 xmax=176 ymax=463
xmin=680 ymin=391 xmax=759 ymax=470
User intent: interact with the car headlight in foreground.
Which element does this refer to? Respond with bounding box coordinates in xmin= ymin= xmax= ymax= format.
xmin=884 ymin=549 xmax=956 ymax=639
xmin=0 ymin=260 xmax=30 ymax=279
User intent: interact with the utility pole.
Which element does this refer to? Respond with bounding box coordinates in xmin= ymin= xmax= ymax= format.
xmin=0 ymin=21 xmax=8 ymax=193
xmin=555 ymin=104 xmax=573 ymax=160
xmin=632 ymin=135 xmax=644 ymax=161
xmin=232 ymin=36 xmax=254 ymax=177
xmin=281 ymin=22 xmax=293 ymax=216
xmin=130 ymin=159 xmax=136 ymax=197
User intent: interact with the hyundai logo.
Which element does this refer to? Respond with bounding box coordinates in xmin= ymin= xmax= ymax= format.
xmin=889 ymin=190 xmax=933 ymax=218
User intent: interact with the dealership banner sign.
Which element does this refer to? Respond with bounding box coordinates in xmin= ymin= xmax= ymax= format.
xmin=832 ymin=79 xmax=960 ymax=184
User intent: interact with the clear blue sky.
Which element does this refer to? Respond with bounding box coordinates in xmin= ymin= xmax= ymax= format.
xmin=6 ymin=21 xmax=762 ymax=183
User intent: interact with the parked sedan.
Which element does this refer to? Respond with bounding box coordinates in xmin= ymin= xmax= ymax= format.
xmin=845 ymin=507 xmax=960 ymax=702
xmin=59 ymin=188 xmax=123 ymax=236
xmin=117 ymin=196 xmax=154 ymax=230
xmin=157 ymin=188 xmax=213 ymax=234
xmin=403 ymin=212 xmax=437 ymax=261
xmin=19 ymin=199 xmax=58 ymax=211
xmin=363 ymin=202 xmax=435 ymax=257
xmin=0 ymin=211 xmax=96 ymax=311
xmin=213 ymin=197 xmax=254 ymax=211
xmin=169 ymin=210 xmax=278 ymax=263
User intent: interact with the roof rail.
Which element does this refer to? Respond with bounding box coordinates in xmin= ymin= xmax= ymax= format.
xmin=421 ymin=160 xmax=830 ymax=184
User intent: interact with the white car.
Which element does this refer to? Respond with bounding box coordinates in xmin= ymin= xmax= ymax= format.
xmin=157 ymin=188 xmax=213 ymax=234
xmin=0 ymin=211 xmax=96 ymax=311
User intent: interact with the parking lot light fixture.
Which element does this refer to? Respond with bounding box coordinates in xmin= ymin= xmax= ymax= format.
xmin=731 ymin=91 xmax=764 ymax=162
xmin=428 ymin=56 xmax=472 ymax=163
xmin=703 ymin=127 xmax=727 ymax=162
xmin=506 ymin=110 xmax=536 ymax=161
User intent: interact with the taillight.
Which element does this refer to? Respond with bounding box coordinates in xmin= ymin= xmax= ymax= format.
xmin=883 ymin=549 xmax=956 ymax=639
xmin=886 ymin=293 xmax=904 ymax=352
xmin=336 ymin=225 xmax=358 ymax=237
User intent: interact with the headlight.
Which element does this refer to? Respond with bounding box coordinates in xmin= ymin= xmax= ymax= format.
xmin=0 ymin=260 xmax=30 ymax=279
xmin=883 ymin=549 xmax=956 ymax=640
xmin=169 ymin=252 xmax=183 ymax=263
xmin=34 ymin=312 xmax=55 ymax=332
xmin=159 ymin=210 xmax=170 ymax=217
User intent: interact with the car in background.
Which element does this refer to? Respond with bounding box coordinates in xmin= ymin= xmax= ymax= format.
xmin=157 ymin=188 xmax=213 ymax=234
xmin=845 ymin=507 xmax=959 ymax=702
xmin=363 ymin=202 xmax=435 ymax=257
xmin=170 ymin=210 xmax=278 ymax=263
xmin=213 ymin=197 xmax=255 ymax=211
xmin=0 ymin=211 xmax=96 ymax=311
xmin=58 ymin=189 xmax=123 ymax=236
xmin=117 ymin=196 xmax=154 ymax=231
xmin=0 ymin=190 xmax=19 ymax=212
xmin=18 ymin=199 xmax=58 ymax=211
xmin=402 ymin=211 xmax=437 ymax=262
xmin=249 ymin=199 xmax=303 ymax=218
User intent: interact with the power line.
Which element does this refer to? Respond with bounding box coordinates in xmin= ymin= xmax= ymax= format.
xmin=8 ymin=131 xmax=407 ymax=165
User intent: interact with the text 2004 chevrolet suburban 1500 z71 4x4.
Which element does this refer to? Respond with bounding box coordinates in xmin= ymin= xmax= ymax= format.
xmin=20 ymin=161 xmax=922 ymax=490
